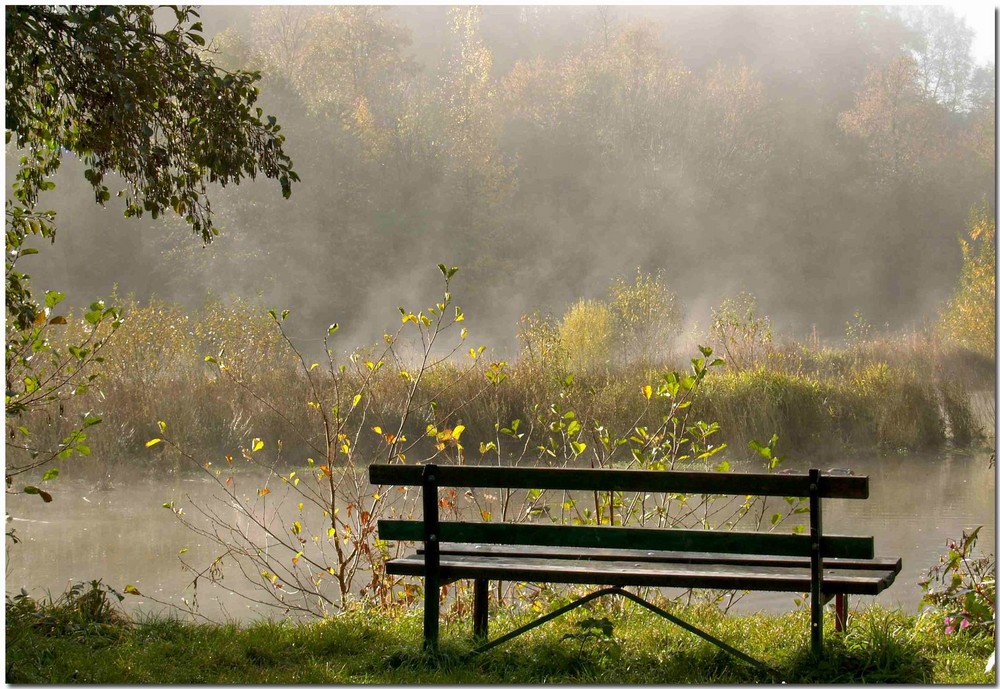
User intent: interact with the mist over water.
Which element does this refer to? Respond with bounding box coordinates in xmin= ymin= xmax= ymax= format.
xmin=10 ymin=5 xmax=995 ymax=358
xmin=6 ymin=450 xmax=993 ymax=622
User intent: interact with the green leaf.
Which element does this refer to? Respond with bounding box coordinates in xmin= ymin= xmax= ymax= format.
xmin=42 ymin=467 xmax=59 ymax=481
xmin=44 ymin=290 xmax=65 ymax=308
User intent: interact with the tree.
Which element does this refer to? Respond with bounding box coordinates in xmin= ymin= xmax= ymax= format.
xmin=837 ymin=56 xmax=944 ymax=188
xmin=939 ymin=203 xmax=996 ymax=357
xmin=6 ymin=5 xmax=297 ymax=322
xmin=898 ymin=6 xmax=977 ymax=113
xmin=692 ymin=58 xmax=773 ymax=192
xmin=5 ymin=6 xmax=297 ymax=504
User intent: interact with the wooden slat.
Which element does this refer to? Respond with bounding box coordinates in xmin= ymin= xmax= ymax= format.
xmin=428 ymin=543 xmax=901 ymax=573
xmin=384 ymin=553 xmax=898 ymax=596
xmin=378 ymin=520 xmax=875 ymax=559
xmin=368 ymin=464 xmax=868 ymax=499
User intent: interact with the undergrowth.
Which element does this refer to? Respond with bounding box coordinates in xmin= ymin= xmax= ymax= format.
xmin=8 ymin=295 xmax=992 ymax=483
xmin=5 ymin=592 xmax=995 ymax=684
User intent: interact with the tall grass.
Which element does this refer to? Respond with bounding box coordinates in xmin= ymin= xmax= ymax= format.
xmin=9 ymin=295 xmax=992 ymax=483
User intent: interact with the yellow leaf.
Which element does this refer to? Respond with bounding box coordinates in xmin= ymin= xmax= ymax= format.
xmin=252 ymin=438 xmax=264 ymax=452
xmin=373 ymin=426 xmax=382 ymax=435
xmin=145 ymin=438 xmax=162 ymax=448
xmin=453 ymin=425 xmax=466 ymax=440
xmin=352 ymin=394 xmax=361 ymax=408
xmin=643 ymin=384 xmax=652 ymax=400
xmin=123 ymin=584 xmax=141 ymax=595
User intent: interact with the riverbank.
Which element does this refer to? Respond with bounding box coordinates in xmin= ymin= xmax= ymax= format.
xmin=5 ymin=593 xmax=993 ymax=683
xmin=9 ymin=296 xmax=994 ymax=483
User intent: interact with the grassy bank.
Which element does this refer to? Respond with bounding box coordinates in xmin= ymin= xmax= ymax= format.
xmin=10 ymin=296 xmax=994 ymax=484
xmin=5 ymin=593 xmax=994 ymax=684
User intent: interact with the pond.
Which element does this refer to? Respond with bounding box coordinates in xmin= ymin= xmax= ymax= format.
xmin=5 ymin=450 xmax=994 ymax=623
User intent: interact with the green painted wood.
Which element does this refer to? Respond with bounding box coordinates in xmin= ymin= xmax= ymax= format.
xmin=809 ymin=468 xmax=824 ymax=654
xmin=429 ymin=543 xmax=901 ymax=572
xmin=384 ymin=553 xmax=899 ymax=596
xmin=368 ymin=464 xmax=869 ymax=499
xmin=420 ymin=465 xmax=441 ymax=650
xmin=378 ymin=520 xmax=875 ymax=559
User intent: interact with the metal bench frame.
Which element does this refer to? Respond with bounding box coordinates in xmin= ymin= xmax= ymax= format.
xmin=370 ymin=463 xmax=901 ymax=669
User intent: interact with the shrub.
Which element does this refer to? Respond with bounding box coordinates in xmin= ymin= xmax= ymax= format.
xmin=938 ymin=203 xmax=995 ymax=358
xmin=608 ymin=268 xmax=682 ymax=367
xmin=710 ymin=292 xmax=772 ymax=372
xmin=920 ymin=526 xmax=996 ymax=640
xmin=559 ymin=299 xmax=614 ymax=374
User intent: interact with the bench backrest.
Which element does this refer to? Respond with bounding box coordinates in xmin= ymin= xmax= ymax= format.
xmin=371 ymin=464 xmax=874 ymax=559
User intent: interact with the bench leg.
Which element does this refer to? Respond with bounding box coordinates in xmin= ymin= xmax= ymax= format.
xmin=424 ymin=577 xmax=439 ymax=651
xmin=835 ymin=593 xmax=848 ymax=633
xmin=473 ymin=578 xmax=489 ymax=640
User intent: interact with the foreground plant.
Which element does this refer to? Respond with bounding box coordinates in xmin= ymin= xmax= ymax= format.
xmin=920 ymin=525 xmax=996 ymax=639
xmin=135 ymin=265 xmax=809 ymax=618
xmin=148 ymin=265 xmax=489 ymax=615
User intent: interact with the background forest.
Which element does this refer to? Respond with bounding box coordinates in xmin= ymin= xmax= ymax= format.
xmin=13 ymin=5 xmax=995 ymax=354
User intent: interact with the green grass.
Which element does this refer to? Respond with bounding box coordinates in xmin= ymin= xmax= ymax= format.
xmin=6 ymin=597 xmax=995 ymax=684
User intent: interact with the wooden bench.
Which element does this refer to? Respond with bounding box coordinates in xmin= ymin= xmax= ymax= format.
xmin=370 ymin=463 xmax=901 ymax=667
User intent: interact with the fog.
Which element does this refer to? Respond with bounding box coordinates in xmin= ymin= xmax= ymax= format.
xmin=12 ymin=5 xmax=995 ymax=357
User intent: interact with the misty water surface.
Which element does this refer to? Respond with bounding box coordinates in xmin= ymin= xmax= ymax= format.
xmin=5 ymin=450 xmax=993 ymax=623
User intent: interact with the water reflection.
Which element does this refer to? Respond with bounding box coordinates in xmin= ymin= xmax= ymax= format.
xmin=5 ymin=451 xmax=994 ymax=622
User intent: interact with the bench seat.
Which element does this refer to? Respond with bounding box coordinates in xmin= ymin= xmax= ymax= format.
xmin=387 ymin=543 xmax=900 ymax=595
